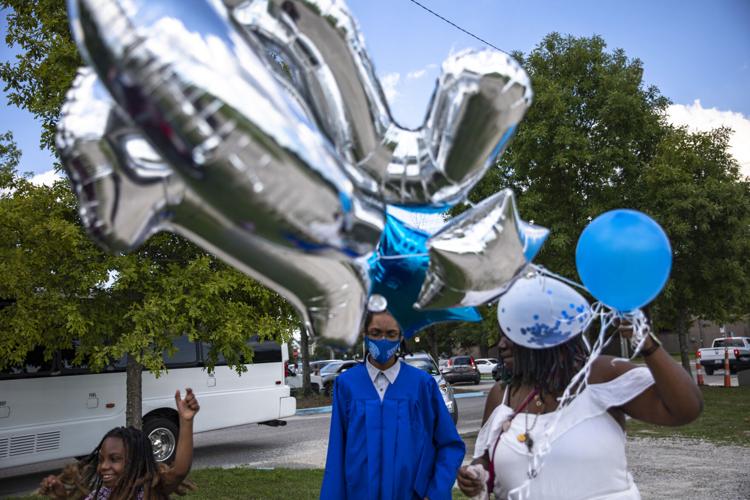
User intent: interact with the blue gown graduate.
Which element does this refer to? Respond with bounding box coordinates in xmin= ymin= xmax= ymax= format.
xmin=320 ymin=361 xmax=465 ymax=500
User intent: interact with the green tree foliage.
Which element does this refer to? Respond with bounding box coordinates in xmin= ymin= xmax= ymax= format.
xmin=640 ymin=127 xmax=750 ymax=367
xmin=0 ymin=130 xmax=22 ymax=185
xmin=1 ymin=0 xmax=79 ymax=153
xmin=469 ymin=33 xmax=750 ymax=370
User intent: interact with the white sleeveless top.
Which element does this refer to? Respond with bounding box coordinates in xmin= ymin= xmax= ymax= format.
xmin=474 ymin=367 xmax=655 ymax=500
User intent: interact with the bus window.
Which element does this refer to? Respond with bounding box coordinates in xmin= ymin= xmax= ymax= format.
xmin=247 ymin=336 xmax=282 ymax=363
xmin=200 ymin=336 xmax=282 ymax=365
xmin=162 ymin=335 xmax=199 ymax=368
xmin=59 ymin=340 xmax=90 ymax=375
xmin=200 ymin=342 xmax=228 ymax=367
xmin=0 ymin=346 xmax=54 ymax=379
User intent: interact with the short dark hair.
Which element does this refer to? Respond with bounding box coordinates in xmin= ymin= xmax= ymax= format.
xmin=362 ymin=309 xmax=402 ymax=335
xmin=509 ymin=336 xmax=588 ymax=397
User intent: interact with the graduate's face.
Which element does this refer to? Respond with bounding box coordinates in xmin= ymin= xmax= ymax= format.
xmin=365 ymin=312 xmax=401 ymax=342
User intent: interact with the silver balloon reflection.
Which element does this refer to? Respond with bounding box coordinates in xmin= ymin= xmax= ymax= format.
xmin=416 ymin=189 xmax=549 ymax=310
xmin=66 ymin=0 xmax=384 ymax=257
xmin=228 ymin=0 xmax=533 ymax=208
xmin=57 ymin=68 xmax=368 ymax=345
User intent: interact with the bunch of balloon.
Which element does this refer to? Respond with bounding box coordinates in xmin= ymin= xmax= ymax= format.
xmin=57 ymin=0 xmax=546 ymax=344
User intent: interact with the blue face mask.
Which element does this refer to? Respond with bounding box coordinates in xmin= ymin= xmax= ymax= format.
xmin=366 ymin=337 xmax=400 ymax=364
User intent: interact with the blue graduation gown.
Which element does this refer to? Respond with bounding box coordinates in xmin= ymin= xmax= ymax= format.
xmin=320 ymin=362 xmax=465 ymax=500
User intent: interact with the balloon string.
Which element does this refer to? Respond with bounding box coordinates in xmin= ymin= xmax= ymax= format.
xmin=532 ymin=264 xmax=590 ymax=293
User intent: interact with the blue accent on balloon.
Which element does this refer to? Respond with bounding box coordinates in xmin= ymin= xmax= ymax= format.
xmin=487 ymin=125 xmax=516 ymax=166
xmin=391 ymin=203 xmax=451 ymax=214
xmin=517 ymin=219 xmax=549 ymax=262
xmin=338 ymin=192 xmax=352 ymax=213
xmin=368 ymin=213 xmax=481 ymax=338
xmin=283 ymin=232 xmax=359 ymax=258
xmin=576 ymin=209 xmax=672 ymax=311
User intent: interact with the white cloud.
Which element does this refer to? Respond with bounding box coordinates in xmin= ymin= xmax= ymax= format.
xmin=30 ymin=169 xmax=63 ymax=186
xmin=380 ymin=72 xmax=401 ymax=103
xmin=666 ymin=100 xmax=750 ymax=178
xmin=407 ymin=69 xmax=426 ymax=80
xmin=0 ymin=169 xmax=63 ymax=198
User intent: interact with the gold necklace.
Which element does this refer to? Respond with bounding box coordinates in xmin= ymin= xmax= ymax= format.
xmin=517 ymin=393 xmax=544 ymax=452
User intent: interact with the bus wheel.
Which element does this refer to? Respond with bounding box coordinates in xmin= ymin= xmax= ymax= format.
xmin=144 ymin=415 xmax=179 ymax=463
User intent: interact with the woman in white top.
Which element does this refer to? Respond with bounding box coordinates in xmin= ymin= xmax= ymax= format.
xmin=456 ymin=325 xmax=703 ymax=499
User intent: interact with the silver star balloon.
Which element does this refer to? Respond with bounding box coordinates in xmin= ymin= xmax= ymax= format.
xmin=57 ymin=68 xmax=370 ymax=345
xmin=226 ymin=0 xmax=533 ymax=208
xmin=66 ymin=0 xmax=384 ymax=258
xmin=416 ymin=189 xmax=549 ymax=310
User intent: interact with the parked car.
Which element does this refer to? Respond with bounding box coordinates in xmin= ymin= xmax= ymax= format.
xmin=438 ymin=357 xmax=450 ymax=372
xmin=403 ymin=352 xmax=458 ymax=424
xmin=286 ymin=359 xmax=338 ymax=391
xmin=309 ymin=359 xmax=338 ymax=374
xmin=319 ymin=360 xmax=360 ymax=395
xmin=698 ymin=337 xmax=750 ymax=374
xmin=491 ymin=362 xmax=510 ymax=382
xmin=442 ymin=355 xmax=481 ymax=385
xmin=475 ymin=358 xmax=499 ymax=376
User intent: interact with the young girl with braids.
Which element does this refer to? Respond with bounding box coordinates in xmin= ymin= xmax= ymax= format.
xmin=39 ymin=389 xmax=199 ymax=500
xmin=457 ymin=325 xmax=703 ymax=499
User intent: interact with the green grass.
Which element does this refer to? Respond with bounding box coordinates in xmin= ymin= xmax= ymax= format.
xmin=9 ymin=468 xmax=472 ymax=499
xmin=184 ymin=469 xmax=473 ymax=499
xmin=184 ymin=468 xmax=325 ymax=499
xmin=627 ymin=386 xmax=750 ymax=445
xmin=292 ymin=391 xmax=332 ymax=409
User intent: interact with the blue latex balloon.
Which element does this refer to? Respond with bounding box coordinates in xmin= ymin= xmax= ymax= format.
xmin=368 ymin=213 xmax=481 ymax=338
xmin=576 ymin=209 xmax=672 ymax=312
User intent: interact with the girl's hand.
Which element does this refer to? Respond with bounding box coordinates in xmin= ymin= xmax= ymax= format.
xmin=175 ymin=388 xmax=200 ymax=421
xmin=456 ymin=464 xmax=486 ymax=497
xmin=38 ymin=475 xmax=66 ymax=498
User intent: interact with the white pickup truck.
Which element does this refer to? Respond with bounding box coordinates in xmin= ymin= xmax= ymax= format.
xmin=697 ymin=337 xmax=750 ymax=375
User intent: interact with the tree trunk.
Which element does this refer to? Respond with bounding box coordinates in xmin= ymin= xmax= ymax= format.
xmin=479 ymin=332 xmax=489 ymax=358
xmin=427 ymin=331 xmax=439 ymax=362
xmin=125 ymin=353 xmax=143 ymax=429
xmin=300 ymin=326 xmax=312 ymax=396
xmin=676 ymin=309 xmax=693 ymax=376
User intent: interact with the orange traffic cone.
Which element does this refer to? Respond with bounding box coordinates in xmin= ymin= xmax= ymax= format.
xmin=723 ymin=347 xmax=732 ymax=388
xmin=695 ymin=358 xmax=705 ymax=386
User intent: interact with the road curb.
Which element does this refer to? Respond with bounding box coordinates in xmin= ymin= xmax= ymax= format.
xmin=295 ymin=405 xmax=333 ymax=416
xmin=454 ymin=391 xmax=486 ymax=399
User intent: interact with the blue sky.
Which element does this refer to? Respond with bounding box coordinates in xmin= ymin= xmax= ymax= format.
xmin=1 ymin=0 xmax=749 ymax=177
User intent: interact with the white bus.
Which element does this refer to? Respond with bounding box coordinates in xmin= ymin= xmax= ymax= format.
xmin=0 ymin=336 xmax=296 ymax=468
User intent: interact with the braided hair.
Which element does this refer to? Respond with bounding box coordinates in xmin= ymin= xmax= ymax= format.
xmin=69 ymin=426 xmax=195 ymax=500
xmin=508 ymin=335 xmax=588 ymax=398
xmin=77 ymin=426 xmax=163 ymax=500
